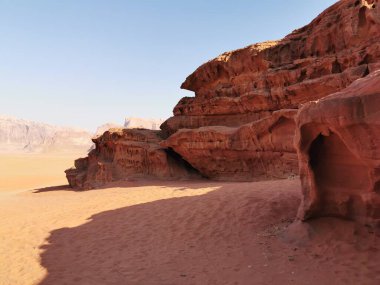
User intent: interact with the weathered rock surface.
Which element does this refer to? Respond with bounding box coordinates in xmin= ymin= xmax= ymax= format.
xmin=162 ymin=110 xmax=298 ymax=181
xmin=163 ymin=0 xmax=380 ymax=135
xmin=66 ymin=128 xmax=199 ymax=189
xmin=161 ymin=0 xmax=380 ymax=183
xmin=295 ymin=70 xmax=380 ymax=226
xmin=67 ymin=0 xmax=380 ymax=190
xmin=0 ymin=115 xmax=92 ymax=153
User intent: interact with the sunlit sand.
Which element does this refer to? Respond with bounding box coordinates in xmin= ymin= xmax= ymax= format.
xmin=0 ymin=154 xmax=379 ymax=285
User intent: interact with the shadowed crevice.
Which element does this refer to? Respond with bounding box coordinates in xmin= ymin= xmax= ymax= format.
xmin=308 ymin=133 xmax=370 ymax=219
xmin=165 ymin=147 xmax=204 ymax=177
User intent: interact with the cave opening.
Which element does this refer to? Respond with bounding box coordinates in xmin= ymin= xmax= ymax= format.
xmin=308 ymin=132 xmax=370 ymax=217
xmin=165 ymin=147 xmax=203 ymax=176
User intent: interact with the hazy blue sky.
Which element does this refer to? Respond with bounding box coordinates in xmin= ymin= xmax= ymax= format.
xmin=0 ymin=0 xmax=337 ymax=131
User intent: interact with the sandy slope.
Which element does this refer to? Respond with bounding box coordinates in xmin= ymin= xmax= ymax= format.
xmin=0 ymin=154 xmax=379 ymax=285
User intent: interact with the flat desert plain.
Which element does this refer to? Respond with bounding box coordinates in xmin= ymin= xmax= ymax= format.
xmin=0 ymin=153 xmax=379 ymax=285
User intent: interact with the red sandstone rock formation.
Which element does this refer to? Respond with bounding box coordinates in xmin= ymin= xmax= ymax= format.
xmin=159 ymin=0 xmax=380 ymax=184
xmin=162 ymin=0 xmax=380 ymax=135
xmin=162 ymin=109 xmax=298 ymax=181
xmin=65 ymin=129 xmax=199 ymax=189
xmin=67 ymin=0 xmax=380 ymax=189
xmin=295 ymin=70 xmax=380 ymax=226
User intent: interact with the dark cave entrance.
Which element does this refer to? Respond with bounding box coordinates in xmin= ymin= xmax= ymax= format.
xmin=308 ymin=132 xmax=369 ymax=217
xmin=165 ymin=148 xmax=203 ymax=176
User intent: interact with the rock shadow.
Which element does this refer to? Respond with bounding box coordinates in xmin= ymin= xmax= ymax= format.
xmin=33 ymin=185 xmax=72 ymax=193
xmin=33 ymin=179 xmax=218 ymax=193
xmin=38 ymin=181 xmax=301 ymax=285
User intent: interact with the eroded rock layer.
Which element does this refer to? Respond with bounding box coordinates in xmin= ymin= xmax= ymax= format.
xmin=295 ymin=70 xmax=380 ymax=226
xmin=162 ymin=110 xmax=298 ymax=181
xmin=67 ymin=0 xmax=380 ymax=189
xmin=163 ymin=0 xmax=380 ymax=135
xmin=65 ymin=129 xmax=199 ymax=189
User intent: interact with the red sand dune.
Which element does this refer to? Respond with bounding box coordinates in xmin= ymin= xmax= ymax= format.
xmin=1 ymin=159 xmax=379 ymax=285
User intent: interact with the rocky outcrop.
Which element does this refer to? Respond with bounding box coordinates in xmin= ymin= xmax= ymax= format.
xmin=162 ymin=110 xmax=298 ymax=181
xmin=295 ymin=70 xmax=380 ymax=226
xmin=160 ymin=0 xmax=380 ymax=184
xmin=162 ymin=0 xmax=380 ymax=135
xmin=65 ymin=128 xmax=200 ymax=189
xmin=66 ymin=0 xmax=380 ymax=190
xmin=0 ymin=115 xmax=92 ymax=153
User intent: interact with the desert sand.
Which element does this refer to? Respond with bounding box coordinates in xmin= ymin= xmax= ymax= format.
xmin=0 ymin=154 xmax=379 ymax=285
xmin=0 ymin=153 xmax=86 ymax=192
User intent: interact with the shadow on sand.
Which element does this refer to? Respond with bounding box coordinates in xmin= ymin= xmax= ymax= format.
xmin=33 ymin=179 xmax=229 ymax=193
xmin=37 ymin=181 xmax=301 ymax=285
xmin=33 ymin=185 xmax=72 ymax=193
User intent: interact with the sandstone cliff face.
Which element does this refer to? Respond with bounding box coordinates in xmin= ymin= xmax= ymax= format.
xmin=67 ymin=0 xmax=380 ymax=191
xmin=159 ymin=0 xmax=380 ymax=185
xmin=162 ymin=110 xmax=298 ymax=181
xmin=162 ymin=0 xmax=380 ymax=135
xmin=65 ymin=129 xmax=199 ymax=189
xmin=295 ymin=70 xmax=380 ymax=226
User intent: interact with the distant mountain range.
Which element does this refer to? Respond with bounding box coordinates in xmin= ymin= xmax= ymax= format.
xmin=0 ymin=115 xmax=165 ymax=153
xmin=124 ymin=117 xmax=165 ymax=130
xmin=0 ymin=115 xmax=92 ymax=153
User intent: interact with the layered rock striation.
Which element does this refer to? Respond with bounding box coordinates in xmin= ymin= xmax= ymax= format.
xmin=295 ymin=70 xmax=380 ymax=226
xmin=67 ymin=0 xmax=380 ymax=192
xmin=159 ymin=0 xmax=380 ymax=181
xmin=162 ymin=0 xmax=380 ymax=135
xmin=162 ymin=109 xmax=298 ymax=181
xmin=65 ymin=129 xmax=199 ymax=189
